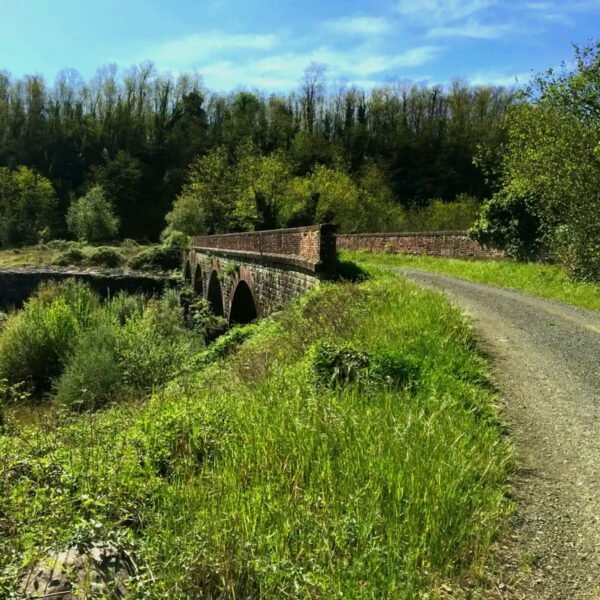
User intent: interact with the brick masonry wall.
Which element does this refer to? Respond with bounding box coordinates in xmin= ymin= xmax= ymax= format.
xmin=191 ymin=224 xmax=337 ymax=273
xmin=186 ymin=251 xmax=319 ymax=320
xmin=337 ymin=231 xmax=502 ymax=259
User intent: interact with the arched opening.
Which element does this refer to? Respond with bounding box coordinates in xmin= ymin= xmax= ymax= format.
xmin=229 ymin=280 xmax=258 ymax=325
xmin=193 ymin=266 xmax=203 ymax=296
xmin=207 ymin=271 xmax=224 ymax=317
xmin=184 ymin=261 xmax=192 ymax=285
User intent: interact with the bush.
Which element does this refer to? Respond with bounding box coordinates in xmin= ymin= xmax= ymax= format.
xmin=160 ymin=230 xmax=189 ymax=251
xmin=87 ymin=247 xmax=125 ymax=268
xmin=52 ymin=247 xmax=87 ymax=266
xmin=128 ymin=247 xmax=179 ymax=271
xmin=54 ymin=320 xmax=122 ymax=411
xmin=186 ymin=297 xmax=228 ymax=341
xmin=165 ymin=191 xmax=207 ymax=236
xmin=469 ymin=189 xmax=544 ymax=260
xmin=0 ymin=281 xmax=99 ymax=396
xmin=0 ymin=166 xmax=57 ymax=247
xmin=67 ymin=186 xmax=120 ymax=242
xmin=118 ymin=298 xmax=194 ymax=391
xmin=106 ymin=292 xmax=145 ymax=325
xmin=0 ymin=312 xmax=7 ymax=332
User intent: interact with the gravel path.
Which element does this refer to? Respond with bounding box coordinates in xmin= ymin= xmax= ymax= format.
xmin=394 ymin=268 xmax=600 ymax=599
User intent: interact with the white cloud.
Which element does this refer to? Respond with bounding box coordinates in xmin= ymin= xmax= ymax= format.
xmin=324 ymin=15 xmax=392 ymax=36
xmin=396 ymin=0 xmax=496 ymax=24
xmin=428 ymin=20 xmax=513 ymax=38
xmin=469 ymin=69 xmax=532 ymax=86
xmin=193 ymin=45 xmax=440 ymax=91
xmin=148 ymin=32 xmax=279 ymax=70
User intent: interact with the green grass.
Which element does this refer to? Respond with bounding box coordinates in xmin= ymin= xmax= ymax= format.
xmin=0 ymin=271 xmax=512 ymax=598
xmin=346 ymin=251 xmax=600 ymax=313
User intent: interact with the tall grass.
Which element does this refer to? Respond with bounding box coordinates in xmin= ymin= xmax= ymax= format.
xmin=350 ymin=251 xmax=600 ymax=312
xmin=0 ymin=281 xmax=201 ymax=408
xmin=0 ymin=272 xmax=511 ymax=598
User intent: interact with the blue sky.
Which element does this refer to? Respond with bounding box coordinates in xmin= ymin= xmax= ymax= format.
xmin=0 ymin=0 xmax=599 ymax=91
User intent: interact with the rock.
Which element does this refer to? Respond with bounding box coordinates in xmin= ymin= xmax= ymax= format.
xmin=19 ymin=543 xmax=134 ymax=599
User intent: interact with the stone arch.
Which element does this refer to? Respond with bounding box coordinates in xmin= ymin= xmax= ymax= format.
xmin=184 ymin=260 xmax=192 ymax=285
xmin=193 ymin=265 xmax=203 ymax=296
xmin=207 ymin=270 xmax=224 ymax=317
xmin=229 ymin=280 xmax=258 ymax=325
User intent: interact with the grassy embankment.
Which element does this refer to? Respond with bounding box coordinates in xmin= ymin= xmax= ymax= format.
xmin=346 ymin=251 xmax=600 ymax=313
xmin=0 ymin=268 xmax=512 ymax=598
xmin=0 ymin=241 xmax=169 ymax=271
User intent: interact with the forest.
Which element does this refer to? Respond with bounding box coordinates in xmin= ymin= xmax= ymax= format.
xmin=0 ymin=62 xmax=511 ymax=239
xmin=1 ymin=42 xmax=599 ymax=281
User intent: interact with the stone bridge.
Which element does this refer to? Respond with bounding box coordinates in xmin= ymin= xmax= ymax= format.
xmin=183 ymin=224 xmax=337 ymax=324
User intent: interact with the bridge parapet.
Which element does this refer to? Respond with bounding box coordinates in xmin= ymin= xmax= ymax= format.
xmin=191 ymin=224 xmax=337 ymax=276
xmin=185 ymin=225 xmax=336 ymax=324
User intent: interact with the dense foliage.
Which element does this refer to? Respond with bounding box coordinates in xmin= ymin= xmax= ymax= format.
xmin=0 ymin=271 xmax=511 ymax=597
xmin=471 ymin=42 xmax=600 ymax=280
xmin=0 ymin=65 xmax=512 ymax=239
xmin=0 ymin=281 xmax=201 ymax=407
xmin=66 ymin=185 xmax=120 ymax=242
xmin=0 ymin=165 xmax=57 ymax=246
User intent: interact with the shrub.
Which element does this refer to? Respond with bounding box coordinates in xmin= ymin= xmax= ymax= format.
xmin=67 ymin=186 xmax=120 ymax=242
xmin=160 ymin=230 xmax=189 ymax=251
xmin=54 ymin=320 xmax=123 ymax=411
xmin=0 ymin=312 xmax=7 ymax=332
xmin=186 ymin=297 xmax=228 ymax=342
xmin=469 ymin=189 xmax=544 ymax=260
xmin=87 ymin=247 xmax=125 ymax=268
xmin=118 ymin=298 xmax=194 ymax=391
xmin=52 ymin=247 xmax=87 ymax=266
xmin=0 ymin=281 xmax=99 ymax=396
xmin=128 ymin=243 xmax=183 ymax=272
xmin=0 ymin=166 xmax=57 ymax=247
xmin=165 ymin=191 xmax=208 ymax=236
xmin=106 ymin=292 xmax=145 ymax=325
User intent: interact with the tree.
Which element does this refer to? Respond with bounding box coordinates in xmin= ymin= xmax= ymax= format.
xmin=67 ymin=185 xmax=119 ymax=242
xmin=164 ymin=190 xmax=207 ymax=236
xmin=0 ymin=166 xmax=57 ymax=247
xmin=474 ymin=42 xmax=600 ymax=279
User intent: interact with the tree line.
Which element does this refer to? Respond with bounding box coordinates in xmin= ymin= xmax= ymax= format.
xmin=0 ymin=62 xmax=513 ymax=241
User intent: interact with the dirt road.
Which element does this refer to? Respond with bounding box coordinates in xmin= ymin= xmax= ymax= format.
xmin=395 ymin=268 xmax=600 ymax=599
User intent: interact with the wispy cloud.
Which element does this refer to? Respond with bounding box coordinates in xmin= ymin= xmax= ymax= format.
xmin=396 ymin=0 xmax=496 ymax=24
xmin=137 ymin=21 xmax=440 ymax=91
xmin=396 ymin=0 xmax=514 ymax=40
xmin=428 ymin=20 xmax=513 ymax=38
xmin=189 ymin=45 xmax=440 ymax=90
xmin=148 ymin=32 xmax=280 ymax=70
xmin=324 ymin=15 xmax=392 ymax=36
xmin=469 ymin=69 xmax=532 ymax=87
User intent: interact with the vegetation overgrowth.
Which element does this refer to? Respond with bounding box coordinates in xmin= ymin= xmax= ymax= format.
xmin=471 ymin=42 xmax=600 ymax=281
xmin=0 ymin=235 xmax=187 ymax=272
xmin=0 ymin=280 xmax=202 ymax=408
xmin=0 ymin=64 xmax=512 ymax=241
xmin=0 ymin=270 xmax=512 ymax=597
xmin=349 ymin=252 xmax=600 ymax=313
